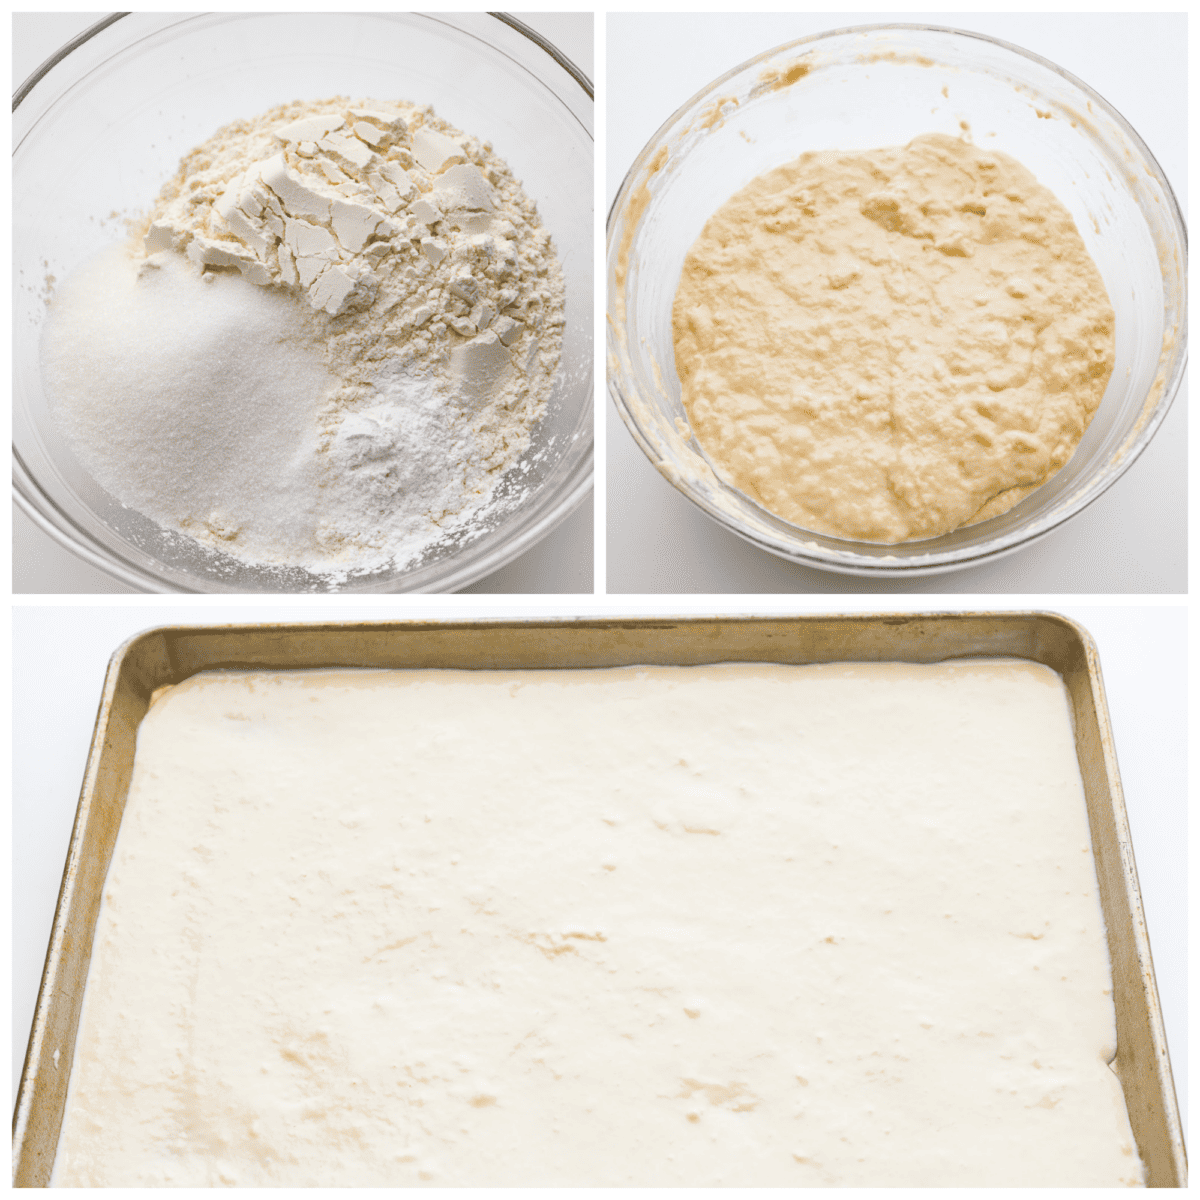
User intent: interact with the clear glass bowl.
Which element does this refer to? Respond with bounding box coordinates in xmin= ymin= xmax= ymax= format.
xmin=15 ymin=12 xmax=593 ymax=593
xmin=607 ymin=24 xmax=1186 ymax=577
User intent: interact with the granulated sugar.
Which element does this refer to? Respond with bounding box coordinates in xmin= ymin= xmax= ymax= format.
xmin=40 ymin=96 xmax=565 ymax=582
xmin=45 ymin=247 xmax=333 ymax=563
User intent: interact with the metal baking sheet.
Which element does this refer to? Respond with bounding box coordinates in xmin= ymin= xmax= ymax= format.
xmin=12 ymin=613 xmax=1186 ymax=1187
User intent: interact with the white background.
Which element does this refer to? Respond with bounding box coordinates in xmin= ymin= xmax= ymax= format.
xmin=13 ymin=12 xmax=596 ymax=595
xmin=606 ymin=13 xmax=1187 ymax=594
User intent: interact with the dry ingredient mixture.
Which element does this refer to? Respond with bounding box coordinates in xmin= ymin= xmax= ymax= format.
xmin=42 ymin=98 xmax=565 ymax=579
xmin=53 ymin=662 xmax=1141 ymax=1187
xmin=672 ymin=133 xmax=1115 ymax=542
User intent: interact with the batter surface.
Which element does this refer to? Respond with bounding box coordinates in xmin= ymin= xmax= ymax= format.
xmin=672 ymin=134 xmax=1116 ymax=542
xmin=53 ymin=661 xmax=1142 ymax=1186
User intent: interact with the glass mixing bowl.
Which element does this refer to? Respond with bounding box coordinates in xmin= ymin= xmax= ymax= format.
xmin=607 ymin=24 xmax=1186 ymax=577
xmin=15 ymin=12 xmax=592 ymax=593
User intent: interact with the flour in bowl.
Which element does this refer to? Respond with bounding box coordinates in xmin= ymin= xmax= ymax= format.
xmin=41 ymin=98 xmax=565 ymax=580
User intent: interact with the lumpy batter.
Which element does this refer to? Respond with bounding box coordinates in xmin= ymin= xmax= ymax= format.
xmin=53 ymin=661 xmax=1142 ymax=1186
xmin=672 ymin=134 xmax=1116 ymax=542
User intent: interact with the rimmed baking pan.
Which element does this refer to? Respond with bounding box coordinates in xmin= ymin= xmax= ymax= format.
xmin=12 ymin=613 xmax=1185 ymax=1186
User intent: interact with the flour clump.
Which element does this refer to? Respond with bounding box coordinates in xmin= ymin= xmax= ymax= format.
xmin=672 ymin=133 xmax=1115 ymax=543
xmin=41 ymin=97 xmax=565 ymax=581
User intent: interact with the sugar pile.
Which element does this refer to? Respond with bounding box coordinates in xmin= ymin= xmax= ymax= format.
xmin=40 ymin=96 xmax=565 ymax=582
xmin=45 ymin=248 xmax=333 ymax=560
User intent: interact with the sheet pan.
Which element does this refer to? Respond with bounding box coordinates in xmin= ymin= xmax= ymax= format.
xmin=12 ymin=613 xmax=1185 ymax=1187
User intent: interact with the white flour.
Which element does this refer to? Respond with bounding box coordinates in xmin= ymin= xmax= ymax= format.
xmin=41 ymin=97 xmax=565 ymax=580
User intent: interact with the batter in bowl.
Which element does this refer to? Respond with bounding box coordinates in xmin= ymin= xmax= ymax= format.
xmin=672 ymin=134 xmax=1115 ymax=542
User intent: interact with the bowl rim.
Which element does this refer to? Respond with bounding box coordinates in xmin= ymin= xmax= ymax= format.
xmin=14 ymin=11 xmax=595 ymax=594
xmin=606 ymin=21 xmax=1188 ymax=577
xmin=14 ymin=12 xmax=595 ymax=110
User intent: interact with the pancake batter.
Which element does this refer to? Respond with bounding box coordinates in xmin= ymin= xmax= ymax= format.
xmin=672 ymin=134 xmax=1115 ymax=541
xmin=53 ymin=662 xmax=1142 ymax=1186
